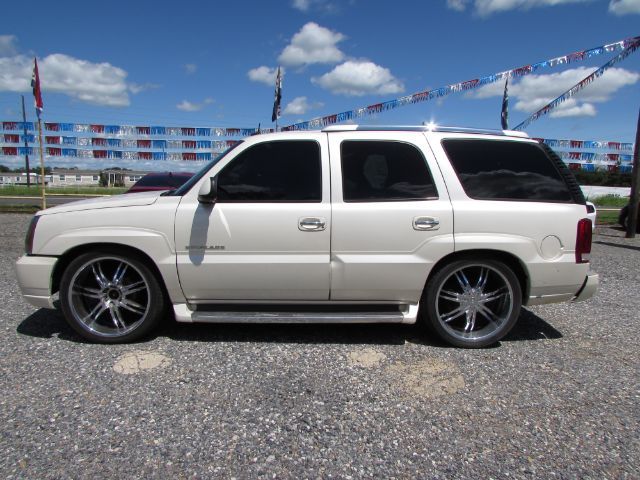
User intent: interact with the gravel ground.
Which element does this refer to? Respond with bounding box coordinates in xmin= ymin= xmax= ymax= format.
xmin=1 ymin=213 xmax=639 ymax=479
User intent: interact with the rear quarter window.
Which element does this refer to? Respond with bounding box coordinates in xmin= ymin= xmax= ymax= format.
xmin=441 ymin=139 xmax=573 ymax=202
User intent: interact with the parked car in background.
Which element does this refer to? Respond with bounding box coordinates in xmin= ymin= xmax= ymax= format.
xmin=586 ymin=201 xmax=596 ymax=227
xmin=618 ymin=202 xmax=640 ymax=233
xmin=126 ymin=171 xmax=193 ymax=193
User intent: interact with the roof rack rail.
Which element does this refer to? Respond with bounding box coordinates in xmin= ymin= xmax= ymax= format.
xmin=321 ymin=124 xmax=529 ymax=138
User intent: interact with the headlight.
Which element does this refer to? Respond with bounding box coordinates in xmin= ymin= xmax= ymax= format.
xmin=25 ymin=215 xmax=40 ymax=255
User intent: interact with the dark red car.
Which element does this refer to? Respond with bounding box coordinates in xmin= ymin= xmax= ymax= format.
xmin=126 ymin=172 xmax=194 ymax=193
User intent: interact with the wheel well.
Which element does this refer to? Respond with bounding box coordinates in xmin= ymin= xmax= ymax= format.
xmin=426 ymin=249 xmax=529 ymax=299
xmin=51 ymin=243 xmax=170 ymax=299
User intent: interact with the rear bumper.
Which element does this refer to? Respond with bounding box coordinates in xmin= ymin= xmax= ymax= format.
xmin=15 ymin=255 xmax=57 ymax=309
xmin=572 ymin=272 xmax=599 ymax=303
xmin=526 ymin=270 xmax=598 ymax=306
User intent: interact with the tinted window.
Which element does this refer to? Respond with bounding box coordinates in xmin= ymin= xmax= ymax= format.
xmin=442 ymin=139 xmax=572 ymax=202
xmin=217 ymin=140 xmax=321 ymax=202
xmin=341 ymin=141 xmax=437 ymax=202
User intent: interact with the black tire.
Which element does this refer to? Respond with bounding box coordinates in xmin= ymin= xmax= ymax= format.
xmin=421 ymin=258 xmax=522 ymax=348
xmin=618 ymin=205 xmax=628 ymax=229
xmin=619 ymin=204 xmax=640 ymax=233
xmin=59 ymin=250 xmax=166 ymax=343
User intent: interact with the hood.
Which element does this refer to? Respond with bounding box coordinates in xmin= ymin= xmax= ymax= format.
xmin=37 ymin=190 xmax=162 ymax=216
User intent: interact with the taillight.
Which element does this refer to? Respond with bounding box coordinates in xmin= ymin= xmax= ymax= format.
xmin=25 ymin=215 xmax=40 ymax=255
xmin=575 ymin=218 xmax=592 ymax=264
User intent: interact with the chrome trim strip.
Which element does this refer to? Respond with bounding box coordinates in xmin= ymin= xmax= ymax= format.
xmin=173 ymin=303 xmax=420 ymax=324
xmin=190 ymin=311 xmax=405 ymax=324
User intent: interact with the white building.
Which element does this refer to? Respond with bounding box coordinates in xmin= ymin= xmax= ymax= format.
xmin=0 ymin=169 xmax=150 ymax=188
xmin=103 ymin=169 xmax=147 ymax=187
xmin=46 ymin=170 xmax=102 ymax=187
xmin=0 ymin=172 xmax=39 ymax=185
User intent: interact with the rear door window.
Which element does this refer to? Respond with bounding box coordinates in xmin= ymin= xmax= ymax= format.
xmin=441 ymin=139 xmax=573 ymax=202
xmin=340 ymin=140 xmax=437 ymax=202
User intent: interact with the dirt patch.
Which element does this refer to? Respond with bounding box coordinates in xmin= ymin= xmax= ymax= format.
xmin=347 ymin=348 xmax=387 ymax=368
xmin=113 ymin=350 xmax=171 ymax=375
xmin=387 ymin=358 xmax=465 ymax=398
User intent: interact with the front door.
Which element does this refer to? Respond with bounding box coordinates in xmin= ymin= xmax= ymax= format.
xmin=175 ymin=136 xmax=331 ymax=301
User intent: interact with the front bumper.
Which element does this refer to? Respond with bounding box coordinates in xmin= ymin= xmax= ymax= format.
xmin=15 ymin=255 xmax=58 ymax=309
xmin=572 ymin=272 xmax=599 ymax=302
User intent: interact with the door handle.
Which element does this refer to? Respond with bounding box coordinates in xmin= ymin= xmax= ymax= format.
xmin=413 ymin=216 xmax=440 ymax=231
xmin=299 ymin=217 xmax=327 ymax=232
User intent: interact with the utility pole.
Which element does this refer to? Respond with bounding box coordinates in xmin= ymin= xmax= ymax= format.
xmin=21 ymin=95 xmax=31 ymax=187
xmin=627 ymin=108 xmax=640 ymax=238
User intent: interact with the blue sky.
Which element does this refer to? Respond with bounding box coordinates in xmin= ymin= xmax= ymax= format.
xmin=0 ymin=0 xmax=639 ymax=171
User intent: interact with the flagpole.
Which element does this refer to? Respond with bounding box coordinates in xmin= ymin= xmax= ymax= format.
xmin=31 ymin=57 xmax=46 ymax=209
xmin=272 ymin=66 xmax=282 ymax=132
xmin=36 ymin=116 xmax=46 ymax=210
xmin=21 ymin=95 xmax=31 ymax=187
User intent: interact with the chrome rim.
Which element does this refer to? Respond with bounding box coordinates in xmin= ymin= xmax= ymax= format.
xmin=68 ymin=257 xmax=150 ymax=337
xmin=435 ymin=264 xmax=514 ymax=341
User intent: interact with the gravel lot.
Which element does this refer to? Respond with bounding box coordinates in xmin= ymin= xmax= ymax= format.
xmin=1 ymin=213 xmax=639 ymax=479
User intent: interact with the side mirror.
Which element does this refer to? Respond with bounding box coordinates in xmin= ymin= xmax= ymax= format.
xmin=198 ymin=176 xmax=218 ymax=204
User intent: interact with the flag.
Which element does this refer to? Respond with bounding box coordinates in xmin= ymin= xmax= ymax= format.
xmin=31 ymin=58 xmax=44 ymax=118
xmin=500 ymin=78 xmax=509 ymax=130
xmin=271 ymin=66 xmax=282 ymax=123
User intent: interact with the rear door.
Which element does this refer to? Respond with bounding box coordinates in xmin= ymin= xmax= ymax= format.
xmin=328 ymin=131 xmax=454 ymax=303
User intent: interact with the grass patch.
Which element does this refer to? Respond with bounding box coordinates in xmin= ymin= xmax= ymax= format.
xmin=596 ymin=210 xmax=620 ymax=225
xmin=589 ymin=194 xmax=628 ymax=208
xmin=0 ymin=186 xmax=126 ymax=196
xmin=0 ymin=204 xmax=40 ymax=214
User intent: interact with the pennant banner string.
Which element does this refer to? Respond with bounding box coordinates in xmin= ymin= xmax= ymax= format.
xmin=2 ymin=133 xmax=631 ymax=150
xmin=514 ymin=39 xmax=640 ymax=130
xmin=1 ymin=131 xmax=634 ymax=152
xmin=282 ymin=35 xmax=640 ymax=131
xmin=0 ymin=122 xmax=268 ymax=137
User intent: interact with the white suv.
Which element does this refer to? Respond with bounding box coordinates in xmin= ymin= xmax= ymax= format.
xmin=16 ymin=125 xmax=598 ymax=348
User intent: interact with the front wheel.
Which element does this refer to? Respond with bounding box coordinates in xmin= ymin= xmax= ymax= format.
xmin=421 ymin=259 xmax=522 ymax=348
xmin=59 ymin=251 xmax=166 ymax=343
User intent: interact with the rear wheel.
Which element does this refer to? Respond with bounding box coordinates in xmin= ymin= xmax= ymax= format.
xmin=619 ymin=205 xmax=628 ymax=229
xmin=421 ymin=259 xmax=522 ymax=348
xmin=59 ymin=251 xmax=166 ymax=343
xmin=619 ymin=205 xmax=640 ymax=233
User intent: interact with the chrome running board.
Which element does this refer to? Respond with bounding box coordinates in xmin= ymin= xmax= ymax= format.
xmin=173 ymin=303 xmax=419 ymax=325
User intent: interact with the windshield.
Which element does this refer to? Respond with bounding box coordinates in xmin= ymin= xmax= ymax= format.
xmin=167 ymin=141 xmax=243 ymax=196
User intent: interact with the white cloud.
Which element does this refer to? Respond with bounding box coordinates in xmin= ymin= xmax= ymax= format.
xmin=609 ymin=0 xmax=640 ymax=14
xmin=176 ymin=97 xmax=214 ymax=112
xmin=312 ymin=60 xmax=405 ymax=96
xmin=283 ymin=96 xmax=324 ymax=115
xmin=447 ymin=0 xmax=591 ymax=16
xmin=278 ymin=22 xmax=345 ymax=67
xmin=184 ymin=63 xmax=197 ymax=74
xmin=0 ymin=35 xmax=18 ymax=56
xmin=128 ymin=82 xmax=160 ymax=94
xmin=467 ymin=67 xmax=640 ymax=118
xmin=247 ymin=66 xmax=283 ymax=85
xmin=291 ymin=0 xmax=338 ymax=12
xmin=446 ymin=0 xmax=469 ymax=11
xmin=548 ymin=99 xmax=597 ymax=118
xmin=292 ymin=0 xmax=312 ymax=10
xmin=0 ymin=53 xmax=131 ymax=107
